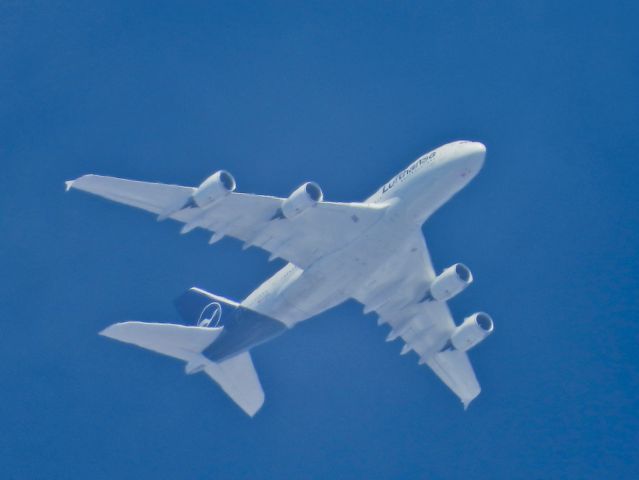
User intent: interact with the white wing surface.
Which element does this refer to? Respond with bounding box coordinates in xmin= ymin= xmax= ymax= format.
xmin=66 ymin=174 xmax=385 ymax=269
xmin=352 ymin=232 xmax=481 ymax=407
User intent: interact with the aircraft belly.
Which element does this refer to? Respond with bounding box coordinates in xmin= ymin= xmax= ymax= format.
xmin=243 ymin=264 xmax=352 ymax=327
xmin=244 ymin=218 xmax=411 ymax=328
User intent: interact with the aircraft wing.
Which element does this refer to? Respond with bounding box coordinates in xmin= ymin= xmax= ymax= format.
xmin=352 ymin=231 xmax=481 ymax=407
xmin=66 ymin=174 xmax=386 ymax=269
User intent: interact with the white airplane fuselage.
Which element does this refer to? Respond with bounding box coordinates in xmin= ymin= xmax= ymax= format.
xmin=243 ymin=141 xmax=486 ymax=327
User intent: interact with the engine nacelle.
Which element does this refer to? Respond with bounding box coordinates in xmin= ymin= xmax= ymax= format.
xmin=424 ymin=263 xmax=473 ymax=302
xmin=192 ymin=170 xmax=236 ymax=208
xmin=280 ymin=182 xmax=323 ymax=219
xmin=450 ymin=312 xmax=494 ymax=352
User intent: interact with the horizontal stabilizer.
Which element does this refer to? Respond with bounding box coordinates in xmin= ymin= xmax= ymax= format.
xmin=100 ymin=321 xmax=223 ymax=361
xmin=204 ymin=352 xmax=264 ymax=416
xmin=100 ymin=321 xmax=264 ymax=416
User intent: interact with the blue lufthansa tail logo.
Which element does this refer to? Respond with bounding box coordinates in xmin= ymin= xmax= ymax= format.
xmin=198 ymin=302 xmax=222 ymax=327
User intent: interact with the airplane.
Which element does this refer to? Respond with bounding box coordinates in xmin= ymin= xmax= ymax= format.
xmin=65 ymin=140 xmax=493 ymax=416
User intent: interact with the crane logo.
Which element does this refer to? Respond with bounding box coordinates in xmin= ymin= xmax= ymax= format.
xmin=198 ymin=302 xmax=222 ymax=328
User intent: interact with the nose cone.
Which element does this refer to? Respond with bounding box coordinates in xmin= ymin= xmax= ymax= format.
xmin=457 ymin=141 xmax=486 ymax=171
xmin=466 ymin=141 xmax=486 ymax=162
xmin=470 ymin=141 xmax=486 ymax=155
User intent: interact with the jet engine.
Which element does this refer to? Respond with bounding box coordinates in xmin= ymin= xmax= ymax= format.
xmin=448 ymin=312 xmax=494 ymax=352
xmin=191 ymin=170 xmax=236 ymax=208
xmin=280 ymin=182 xmax=323 ymax=219
xmin=423 ymin=263 xmax=473 ymax=302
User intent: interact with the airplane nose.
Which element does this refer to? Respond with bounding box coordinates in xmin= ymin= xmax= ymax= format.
xmin=471 ymin=142 xmax=486 ymax=156
xmin=450 ymin=141 xmax=486 ymax=179
xmin=462 ymin=141 xmax=486 ymax=169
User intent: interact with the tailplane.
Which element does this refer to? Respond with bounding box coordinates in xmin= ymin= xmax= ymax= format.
xmin=100 ymin=294 xmax=266 ymax=416
xmin=100 ymin=321 xmax=223 ymax=361
xmin=202 ymin=352 xmax=264 ymax=416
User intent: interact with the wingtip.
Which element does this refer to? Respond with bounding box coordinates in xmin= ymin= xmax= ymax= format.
xmin=65 ymin=174 xmax=96 ymax=192
xmin=246 ymin=404 xmax=263 ymax=418
xmin=462 ymin=391 xmax=480 ymax=410
xmin=98 ymin=326 xmax=113 ymax=338
xmin=245 ymin=394 xmax=265 ymax=418
xmin=98 ymin=322 xmax=122 ymax=339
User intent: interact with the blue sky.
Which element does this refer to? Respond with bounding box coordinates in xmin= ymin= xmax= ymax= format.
xmin=2 ymin=1 xmax=638 ymax=478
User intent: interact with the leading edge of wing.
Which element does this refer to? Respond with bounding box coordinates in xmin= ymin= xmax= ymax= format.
xmin=66 ymin=174 xmax=196 ymax=214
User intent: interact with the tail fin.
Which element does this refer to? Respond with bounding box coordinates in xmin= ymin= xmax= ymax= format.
xmin=174 ymin=287 xmax=238 ymax=326
xmin=100 ymin=321 xmax=265 ymax=416
xmin=174 ymin=286 xmax=286 ymax=362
